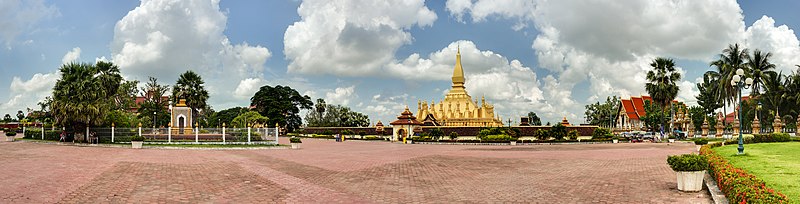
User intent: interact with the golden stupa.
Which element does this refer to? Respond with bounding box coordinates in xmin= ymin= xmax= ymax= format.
xmin=416 ymin=47 xmax=503 ymax=127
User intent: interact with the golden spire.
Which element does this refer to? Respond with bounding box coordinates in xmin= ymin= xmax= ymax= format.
xmin=452 ymin=45 xmax=465 ymax=88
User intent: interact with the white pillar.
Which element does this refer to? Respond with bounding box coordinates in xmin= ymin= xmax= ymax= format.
xmin=222 ymin=126 xmax=226 ymax=144
xmin=41 ymin=125 xmax=44 ymax=140
xmin=168 ymin=126 xmax=172 ymax=143
xmin=195 ymin=126 xmax=199 ymax=143
xmin=138 ymin=126 xmax=142 ymax=137
xmin=247 ymin=127 xmax=251 ymax=143
xmin=86 ymin=126 xmax=89 ymax=142
xmin=275 ymin=126 xmax=279 ymax=144
xmin=111 ymin=126 xmax=115 ymax=143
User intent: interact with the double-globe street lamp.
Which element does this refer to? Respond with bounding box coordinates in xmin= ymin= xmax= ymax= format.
xmin=731 ymin=68 xmax=753 ymax=155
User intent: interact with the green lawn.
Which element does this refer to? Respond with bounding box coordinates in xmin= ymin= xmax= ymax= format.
xmin=715 ymin=142 xmax=800 ymax=202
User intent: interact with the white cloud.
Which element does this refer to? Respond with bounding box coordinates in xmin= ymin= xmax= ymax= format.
xmin=61 ymin=47 xmax=81 ymax=64
xmin=110 ymin=0 xmax=271 ymax=109
xmin=325 ymin=86 xmax=356 ymax=106
xmin=284 ymin=0 xmax=436 ymax=76
xmin=742 ymin=16 xmax=800 ymax=74
xmin=233 ymin=78 xmax=265 ymax=100
xmin=0 ymin=0 xmax=59 ymax=48
xmin=1 ymin=72 xmax=60 ymax=114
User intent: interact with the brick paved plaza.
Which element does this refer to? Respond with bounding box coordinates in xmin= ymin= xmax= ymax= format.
xmin=0 ymin=137 xmax=711 ymax=203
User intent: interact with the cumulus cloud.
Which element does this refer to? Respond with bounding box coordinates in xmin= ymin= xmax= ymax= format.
xmin=325 ymin=86 xmax=356 ymax=106
xmin=742 ymin=16 xmax=800 ymax=74
xmin=233 ymin=78 xmax=265 ymax=100
xmin=0 ymin=0 xmax=59 ymax=48
xmin=110 ymin=0 xmax=271 ymax=108
xmin=284 ymin=0 xmax=436 ymax=76
xmin=441 ymin=0 xmax=800 ymax=122
xmin=61 ymin=47 xmax=81 ymax=64
xmin=0 ymin=72 xmax=59 ymax=114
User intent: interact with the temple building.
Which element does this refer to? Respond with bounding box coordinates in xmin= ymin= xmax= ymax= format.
xmin=614 ymin=95 xmax=684 ymax=131
xmin=415 ymin=47 xmax=503 ymax=127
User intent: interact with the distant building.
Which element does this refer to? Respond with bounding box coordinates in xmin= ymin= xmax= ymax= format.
xmin=614 ymin=95 xmax=682 ymax=131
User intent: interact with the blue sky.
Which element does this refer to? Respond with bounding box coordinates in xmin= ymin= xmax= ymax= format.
xmin=2 ymin=0 xmax=800 ymax=125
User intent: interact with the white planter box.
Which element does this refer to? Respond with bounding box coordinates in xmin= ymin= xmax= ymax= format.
xmin=510 ymin=141 xmax=517 ymax=146
xmin=131 ymin=141 xmax=143 ymax=149
xmin=612 ymin=139 xmax=618 ymax=144
xmin=675 ymin=171 xmax=705 ymax=192
xmin=291 ymin=143 xmax=300 ymax=149
xmin=6 ymin=136 xmax=14 ymax=142
xmin=669 ymin=139 xmax=675 ymax=143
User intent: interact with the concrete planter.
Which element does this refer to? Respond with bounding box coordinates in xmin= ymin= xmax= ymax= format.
xmin=675 ymin=171 xmax=705 ymax=192
xmin=6 ymin=136 xmax=14 ymax=142
xmin=668 ymin=139 xmax=675 ymax=143
xmin=612 ymin=139 xmax=618 ymax=144
xmin=291 ymin=143 xmax=301 ymax=149
xmin=131 ymin=141 xmax=143 ymax=149
xmin=510 ymin=141 xmax=517 ymax=146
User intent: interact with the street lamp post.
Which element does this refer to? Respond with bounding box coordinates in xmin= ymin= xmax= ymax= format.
xmin=731 ymin=68 xmax=753 ymax=155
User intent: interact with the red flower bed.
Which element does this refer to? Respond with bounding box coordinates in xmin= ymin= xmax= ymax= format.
xmin=700 ymin=145 xmax=789 ymax=203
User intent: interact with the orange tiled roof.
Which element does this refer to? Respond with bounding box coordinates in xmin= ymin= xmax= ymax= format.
xmin=621 ymin=99 xmax=638 ymax=120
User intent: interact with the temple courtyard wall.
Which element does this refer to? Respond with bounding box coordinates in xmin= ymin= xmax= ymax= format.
xmin=303 ymin=126 xmax=598 ymax=138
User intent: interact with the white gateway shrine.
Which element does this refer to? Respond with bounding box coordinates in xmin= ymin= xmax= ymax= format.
xmin=170 ymin=99 xmax=193 ymax=134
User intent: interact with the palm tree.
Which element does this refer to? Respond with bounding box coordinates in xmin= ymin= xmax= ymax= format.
xmin=745 ymin=49 xmax=776 ymax=96
xmin=709 ymin=44 xmax=749 ymax=124
xmin=51 ymin=62 xmax=123 ymax=139
xmin=172 ymin=71 xmax=209 ymax=123
xmin=645 ymin=57 xmax=681 ymax=134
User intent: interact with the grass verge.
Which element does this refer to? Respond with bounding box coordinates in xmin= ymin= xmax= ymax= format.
xmin=714 ymin=142 xmax=800 ymax=202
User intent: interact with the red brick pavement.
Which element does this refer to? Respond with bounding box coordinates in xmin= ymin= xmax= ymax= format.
xmin=0 ymin=138 xmax=711 ymax=203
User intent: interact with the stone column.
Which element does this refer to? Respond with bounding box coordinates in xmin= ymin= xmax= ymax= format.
xmin=752 ymin=115 xmax=761 ymax=134
xmin=701 ymin=117 xmax=709 ymax=137
xmin=773 ymin=112 xmax=783 ymax=133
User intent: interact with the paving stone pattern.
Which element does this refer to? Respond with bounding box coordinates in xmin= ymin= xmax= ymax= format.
xmin=0 ymin=137 xmax=711 ymax=203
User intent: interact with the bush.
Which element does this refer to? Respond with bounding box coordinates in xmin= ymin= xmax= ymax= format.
xmin=6 ymin=131 xmax=17 ymax=136
xmin=701 ymin=146 xmax=789 ymax=203
xmin=340 ymin=129 xmax=354 ymax=135
xmin=481 ymin=134 xmax=513 ymax=142
xmin=668 ymin=135 xmax=676 ymax=139
xmin=694 ymin=138 xmax=708 ymax=145
xmin=322 ymin=130 xmax=334 ymax=135
xmin=592 ymin=128 xmax=612 ymax=139
xmin=550 ymin=124 xmax=567 ymax=140
xmin=667 ymin=154 xmax=707 ymax=172
xmin=364 ymin=136 xmax=383 ymax=140
xmin=25 ymin=129 xmax=42 ymax=139
xmin=290 ymin=137 xmax=302 ymax=143
xmin=752 ymin=133 xmax=791 ymax=143
xmin=410 ymin=136 xmax=421 ymax=141
xmin=534 ymin=129 xmax=549 ymax=140
xmin=358 ymin=131 xmax=366 ymax=136
xmin=449 ymin=132 xmax=458 ymax=140
xmin=567 ymin=130 xmax=579 ymax=140
xmin=130 ymin=135 xmax=145 ymax=141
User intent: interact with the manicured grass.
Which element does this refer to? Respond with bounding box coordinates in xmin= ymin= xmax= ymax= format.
xmin=144 ymin=143 xmax=283 ymax=148
xmin=715 ymin=142 xmax=800 ymax=201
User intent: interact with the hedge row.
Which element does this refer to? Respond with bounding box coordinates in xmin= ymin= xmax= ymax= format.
xmin=701 ymin=137 xmax=790 ymax=203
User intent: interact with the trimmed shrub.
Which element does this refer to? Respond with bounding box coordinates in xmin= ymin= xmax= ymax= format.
xmin=666 ymin=154 xmax=707 ymax=171
xmin=6 ymin=130 xmax=17 ymax=136
xmin=550 ymin=124 xmax=567 ymax=140
xmin=322 ymin=130 xmax=334 ymax=136
xmin=130 ymin=135 xmax=145 ymax=141
xmin=358 ymin=131 xmax=366 ymax=136
xmin=25 ymin=129 xmax=42 ymax=139
xmin=481 ymin=135 xmax=513 ymax=142
xmin=701 ymin=146 xmax=789 ymax=203
xmin=449 ymin=132 xmax=458 ymax=140
xmin=364 ymin=136 xmax=383 ymax=140
xmin=752 ymin=133 xmax=791 ymax=143
xmin=693 ymin=138 xmax=708 ymax=145
xmin=290 ymin=137 xmax=302 ymax=143
xmin=534 ymin=129 xmax=549 ymax=140
xmin=340 ymin=129 xmax=354 ymax=135
xmin=592 ymin=128 xmax=612 ymax=139
xmin=567 ymin=130 xmax=579 ymax=140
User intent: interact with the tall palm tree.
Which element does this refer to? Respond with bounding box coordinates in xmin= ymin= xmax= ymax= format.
xmin=51 ymin=62 xmax=122 ymax=137
xmin=709 ymin=43 xmax=749 ymax=124
xmin=172 ymin=71 xmax=209 ymax=123
xmin=745 ymin=49 xmax=776 ymax=96
xmin=646 ymin=57 xmax=681 ymax=134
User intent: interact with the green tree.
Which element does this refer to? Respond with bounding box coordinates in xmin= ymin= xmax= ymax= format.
xmin=527 ymin=111 xmax=542 ymax=126
xmin=51 ymin=62 xmax=123 ymax=133
xmin=250 ymin=85 xmax=312 ymax=132
xmin=709 ymin=44 xmax=749 ymax=125
xmin=641 ymin=100 xmax=666 ymax=130
xmin=3 ymin=114 xmax=11 ymax=122
xmin=304 ymin=104 xmax=370 ymax=127
xmin=102 ymin=110 xmax=138 ymax=128
xmin=687 ymin=106 xmax=706 ymax=130
xmin=142 ymin=77 xmax=170 ymax=105
xmin=584 ymin=96 xmax=619 ymax=127
xmin=645 ymin=57 xmax=681 ymax=133
xmin=696 ymin=74 xmax=722 ymax=115
xmin=231 ymin=111 xmax=268 ymax=128
xmin=114 ymin=80 xmax=139 ymax=111
xmin=171 ymin=71 xmax=209 ymax=124
xmin=745 ymin=49 xmax=776 ymax=96
xmin=209 ymin=107 xmax=249 ymax=128
xmin=16 ymin=110 xmax=24 ymax=121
